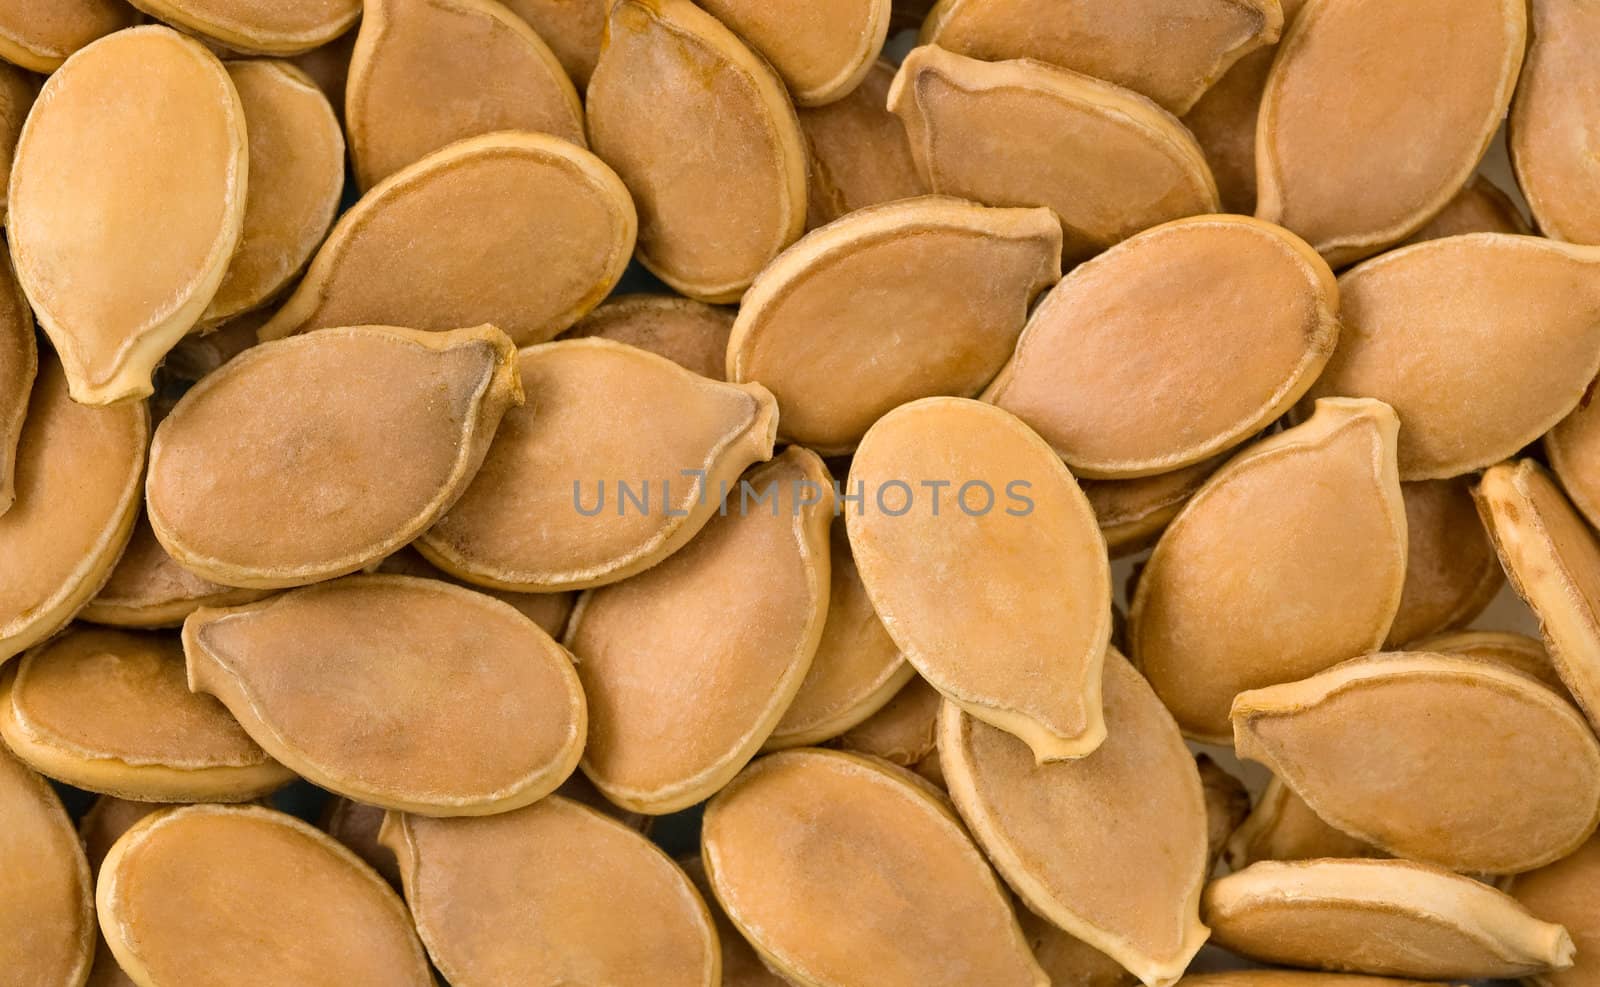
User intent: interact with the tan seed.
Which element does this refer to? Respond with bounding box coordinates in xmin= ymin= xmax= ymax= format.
xmin=1545 ymin=386 xmax=1600 ymax=531
xmin=127 ymin=0 xmax=360 ymax=55
xmin=0 ymin=744 xmax=94 ymax=985
xmin=0 ymin=61 xmax=34 ymax=225
xmin=1181 ymin=974 xmax=1448 ymax=987
xmin=562 ymin=293 xmax=736 ymax=382
xmin=375 ymin=545 xmax=574 ymax=638
xmin=1510 ymin=0 xmax=1600 ymax=246
xmin=0 ymin=249 xmax=34 ymax=516
xmin=1506 ymin=833 xmax=1600 ymax=987
xmin=80 ymin=796 xmax=175 ymax=877
xmin=501 ymin=0 xmax=603 ymax=88
xmin=834 ymin=674 xmax=942 ymax=767
xmin=1082 ymin=454 xmax=1228 ymax=559
xmin=799 ymin=60 xmax=927 ymax=229
xmin=80 ymin=513 xmax=270 ymax=629
xmin=1385 ymin=477 xmax=1503 ymax=647
xmin=1224 ymin=776 xmax=1383 ymax=870
xmin=680 ymin=855 xmax=788 ymax=987
xmin=1019 ymin=909 xmax=1139 ymax=987
xmin=696 ymin=0 xmax=889 ymax=107
xmin=0 ymin=0 xmax=138 ymax=72
xmin=1414 ymin=629 xmax=1568 ymax=695
xmin=1402 ymin=175 xmax=1531 ymax=245
xmin=1197 ymin=754 xmax=1250 ymax=874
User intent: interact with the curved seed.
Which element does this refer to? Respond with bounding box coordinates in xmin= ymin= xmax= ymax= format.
xmin=10 ymin=26 xmax=247 ymax=404
xmin=849 ymin=398 xmax=1110 ymax=762
xmin=318 ymin=799 xmax=402 ymax=887
xmin=889 ymin=47 xmax=1218 ymax=265
xmin=375 ymin=546 xmax=574 ymax=638
xmin=287 ymin=27 xmax=355 ymax=111
xmin=565 ymin=448 xmax=833 ymax=813
xmin=0 ymin=250 xmax=34 ymax=517
xmin=728 ymin=197 xmax=1061 ymax=454
xmin=257 ymin=131 xmax=637 ymax=345
xmin=0 ymin=355 xmax=147 ymax=665
xmin=1385 ymin=478 xmax=1502 ymax=647
xmin=148 ymin=324 xmax=521 ymax=589
xmin=1224 ymin=776 xmax=1382 ymax=870
xmin=562 ymin=293 xmax=735 ymax=381
xmin=382 ymin=797 xmax=718 ymax=985
xmin=800 ymin=60 xmax=927 ymax=229
xmin=918 ymin=0 xmax=1281 ymax=115
xmin=1545 ymin=385 xmax=1600 ymax=531
xmin=0 ymin=745 xmax=93 ymax=985
xmin=502 ymin=0 xmax=604 ymax=87
xmin=1476 ymin=459 xmax=1600 ymax=732
xmin=1 ymin=627 xmax=292 ymax=801
xmin=0 ymin=0 xmax=137 ymax=72
xmin=1302 ymin=236 xmax=1600 ymax=480
xmin=1232 ymin=652 xmax=1600 ymax=874
xmin=419 ymin=338 xmax=778 ymax=592
xmin=1256 ymin=0 xmax=1525 ymax=265
xmin=202 ymin=60 xmax=344 ymax=325
xmin=984 ymin=216 xmax=1335 ymax=477
xmin=703 ymin=749 xmax=1049 ymax=987
xmin=680 ymin=855 xmax=788 ymax=987
xmin=126 ymin=0 xmax=359 ymax=54
xmin=586 ymin=0 xmax=807 ymax=302
xmin=1507 ymin=834 xmax=1600 ymax=987
xmin=1020 ymin=910 xmax=1139 ymax=987
xmin=81 ymin=513 xmax=270 ymax=629
xmin=765 ymin=518 xmax=911 ymax=750
xmin=1414 ymin=629 xmax=1567 ymax=695
xmin=185 ymin=575 xmax=587 ymax=815
xmin=97 ymin=805 xmax=433 ymax=985
xmin=940 ymin=652 xmax=1210 ymax=986
xmin=1083 ymin=454 xmax=1228 ymax=559
xmin=697 ymin=0 xmax=889 ymax=107
xmin=1202 ymin=859 xmax=1574 ymax=979
xmin=1129 ymin=398 xmax=1406 ymax=742
xmin=346 ymin=0 xmax=584 ymax=191
xmin=1510 ymin=0 xmax=1600 ymax=246
xmin=1402 ymin=175 xmax=1531 ymax=245
xmin=835 ymin=674 xmax=941 ymax=766
xmin=0 ymin=62 xmax=34 ymax=224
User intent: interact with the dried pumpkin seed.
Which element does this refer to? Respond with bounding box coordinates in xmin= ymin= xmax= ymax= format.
xmin=834 ymin=674 xmax=942 ymax=767
xmin=849 ymin=397 xmax=1111 ymax=762
xmin=562 ymin=293 xmax=736 ymax=382
xmin=1385 ymin=477 xmax=1503 ymax=647
xmin=703 ymin=748 xmax=1049 ymax=987
xmin=889 ymin=46 xmax=1219 ymax=265
xmin=1203 ymin=858 xmax=1574 ymax=979
xmin=1506 ymin=833 xmax=1600 ymax=987
xmin=1402 ymin=175 xmax=1531 ymax=244
xmin=1082 ymin=455 xmax=1228 ymax=559
xmin=319 ymin=798 xmax=402 ymax=886
xmin=1510 ymin=0 xmax=1600 ymax=246
xmin=0 ymin=744 xmax=94 ymax=986
xmin=680 ymin=854 xmax=788 ymax=987
xmin=0 ymin=249 xmax=34 ymax=517
xmin=501 ymin=0 xmax=604 ymax=88
xmin=375 ymin=545 xmax=575 ymax=638
xmin=983 ymin=215 xmax=1336 ymax=477
xmin=1129 ymin=398 xmax=1406 ymax=742
xmin=1196 ymin=754 xmax=1250 ymax=874
xmin=1545 ymin=387 xmax=1600 ymax=531
xmin=1180 ymin=974 xmax=1443 ymax=987
xmin=345 ymin=0 xmax=584 ymax=191
xmin=148 ymin=324 xmax=521 ymax=589
xmin=0 ymin=61 xmax=34 ymax=225
xmin=799 ymin=59 xmax=927 ymax=229
xmin=10 ymin=25 xmax=247 ymax=404
xmin=80 ymin=797 xmax=175 ymax=876
xmin=127 ymin=0 xmax=360 ymax=55
xmin=0 ymin=0 xmax=138 ymax=72
xmin=727 ymin=197 xmax=1061 ymax=454
xmin=1224 ymin=776 xmax=1382 ymax=870
xmin=80 ymin=513 xmax=270 ymax=629
xmin=419 ymin=338 xmax=778 ymax=592
xmin=586 ymin=0 xmax=807 ymax=302
xmin=97 ymin=804 xmax=434 ymax=986
xmin=564 ymin=448 xmax=833 ymax=813
xmin=383 ymin=797 xmax=719 ymax=986
xmin=184 ymin=574 xmax=587 ymax=815
xmin=1020 ymin=910 xmax=1139 ymax=987
xmin=940 ymin=650 xmax=1211 ymax=986
xmin=0 ymin=627 xmax=292 ymax=801
xmin=696 ymin=0 xmax=889 ymax=107
xmin=1232 ymin=652 xmax=1600 ymax=874
xmin=257 ymin=131 xmax=636 ymax=345
xmin=1414 ymin=629 xmax=1567 ymax=694
xmin=1301 ymin=236 xmax=1600 ymax=480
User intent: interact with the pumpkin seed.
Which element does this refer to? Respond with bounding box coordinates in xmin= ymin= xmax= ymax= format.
xmin=0 ymin=744 xmax=93 ymax=986
xmin=1385 ymin=477 xmax=1503 ymax=647
xmin=1224 ymin=776 xmax=1383 ymax=870
xmin=80 ymin=513 xmax=270 ymax=629
xmin=696 ymin=0 xmax=889 ymax=107
xmin=1197 ymin=754 xmax=1250 ymax=874
xmin=680 ymin=854 xmax=789 ymax=986
xmin=0 ymin=61 xmax=34 ymax=225
xmin=1082 ymin=455 xmax=1228 ymax=559
xmin=1510 ymin=0 xmax=1600 ymax=246
xmin=1402 ymin=176 xmax=1531 ymax=245
xmin=375 ymin=545 xmax=574 ymax=638
xmin=1545 ymin=385 xmax=1600 ymax=531
xmin=834 ymin=674 xmax=941 ymax=767
xmin=127 ymin=0 xmax=360 ymax=55
xmin=501 ymin=0 xmax=603 ymax=87
xmin=318 ymin=798 xmax=401 ymax=886
xmin=0 ymin=250 xmax=34 ymax=517
xmin=562 ymin=293 xmax=736 ymax=382
xmin=1415 ymin=629 xmax=1568 ymax=696
xmin=0 ymin=0 xmax=138 ymax=72
xmin=1506 ymin=834 xmax=1600 ymax=987
xmin=799 ymin=59 xmax=927 ymax=229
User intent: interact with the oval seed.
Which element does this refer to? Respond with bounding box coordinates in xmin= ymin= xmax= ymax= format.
xmin=0 ymin=62 xmax=34 ymax=225
xmin=1232 ymin=652 xmax=1600 ymax=874
xmin=149 ymin=325 xmax=521 ymax=588
xmin=888 ymin=46 xmax=1218 ymax=265
xmin=10 ymin=26 xmax=247 ymax=404
xmin=319 ymin=798 xmax=402 ymax=886
xmin=799 ymin=60 xmax=927 ymax=229
xmin=0 ymin=0 xmax=138 ymax=72
xmin=419 ymin=338 xmax=778 ymax=592
xmin=0 ymin=355 xmax=147 ymax=665
xmin=1510 ymin=0 xmax=1600 ymax=246
xmin=0 ymin=627 xmax=292 ymax=801
xmin=345 ymin=0 xmax=584 ymax=191
xmin=1507 ymin=834 xmax=1600 ymax=987
xmin=765 ymin=517 xmax=911 ymax=750
xmin=703 ymin=749 xmax=1049 ymax=987
xmin=202 ymin=60 xmax=344 ymax=324
xmin=288 ymin=27 xmax=355 ymax=111
xmin=565 ymin=448 xmax=833 ymax=813
xmin=1545 ymin=387 xmax=1600 ymax=530
xmin=1255 ymin=0 xmax=1525 ymax=266
xmin=918 ymin=0 xmax=1281 ymax=115
xmin=0 ymin=250 xmax=34 ymax=516
xmin=80 ymin=513 xmax=270 ymax=629
xmin=1384 ymin=478 xmax=1502 ymax=646
xmin=835 ymin=673 xmax=941 ymax=766
xmin=562 ymin=293 xmax=735 ymax=381
xmin=984 ymin=216 xmax=1336 ymax=477
xmin=382 ymin=797 xmax=719 ymax=985
xmin=375 ymin=546 xmax=575 ymax=638
xmin=1301 ymin=236 xmax=1600 ymax=480
xmin=680 ymin=855 xmax=788 ymax=987
xmin=501 ymin=0 xmax=604 ymax=88
xmin=1129 ymin=398 xmax=1406 ymax=742
xmin=586 ymin=0 xmax=807 ymax=302
xmin=97 ymin=805 xmax=433 ymax=986
xmin=184 ymin=574 xmax=587 ymax=815
xmin=1082 ymin=454 xmax=1228 ymax=559
xmin=1020 ymin=910 xmax=1138 ymax=987
xmin=1223 ymin=776 xmax=1382 ymax=870
xmin=1476 ymin=459 xmax=1600 ymax=731
xmin=126 ymin=0 xmax=360 ymax=54
xmin=1401 ymin=175 xmax=1531 ymax=244
xmin=940 ymin=651 xmax=1211 ymax=985
xmin=1414 ymin=629 xmax=1567 ymax=695
xmin=1202 ymin=859 xmax=1574 ymax=979
xmin=696 ymin=0 xmax=889 ymax=107
xmin=728 ymin=197 xmax=1061 ymax=454
xmin=0 ymin=744 xmax=94 ymax=985
xmin=257 ymin=131 xmax=637 ymax=345
xmin=849 ymin=398 xmax=1110 ymax=762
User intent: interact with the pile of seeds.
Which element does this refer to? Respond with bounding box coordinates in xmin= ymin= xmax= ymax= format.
xmin=3 ymin=0 xmax=1600 ymax=984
